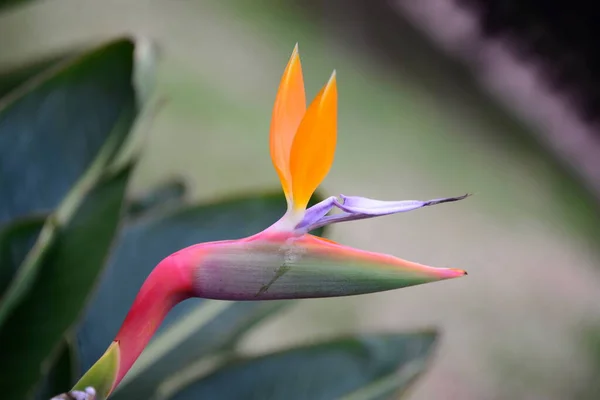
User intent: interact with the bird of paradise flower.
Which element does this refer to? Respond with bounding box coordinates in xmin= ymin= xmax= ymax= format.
xmin=72 ymin=44 xmax=469 ymax=398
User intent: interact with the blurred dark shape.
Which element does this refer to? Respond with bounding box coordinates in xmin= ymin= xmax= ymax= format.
xmin=457 ymin=0 xmax=600 ymax=123
xmin=126 ymin=179 xmax=187 ymax=219
xmin=0 ymin=0 xmax=33 ymax=12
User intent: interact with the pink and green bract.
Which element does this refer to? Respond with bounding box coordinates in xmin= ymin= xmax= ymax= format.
xmin=74 ymin=44 xmax=469 ymax=397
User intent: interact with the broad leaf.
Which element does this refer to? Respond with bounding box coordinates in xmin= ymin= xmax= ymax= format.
xmin=0 ymin=54 xmax=66 ymax=100
xmin=110 ymin=300 xmax=289 ymax=400
xmin=164 ymin=331 xmax=438 ymax=400
xmin=0 ymin=178 xmax=183 ymax=299
xmin=0 ymin=36 xmax=150 ymax=327
xmin=0 ymin=214 xmax=45 ymax=296
xmin=0 ymin=37 xmax=137 ymax=225
xmin=0 ymin=163 xmax=134 ymax=398
xmin=126 ymin=179 xmax=187 ymax=220
xmin=34 ymin=340 xmax=77 ymax=400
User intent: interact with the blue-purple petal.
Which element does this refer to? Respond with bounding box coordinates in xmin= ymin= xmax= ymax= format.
xmin=295 ymin=196 xmax=336 ymax=231
xmin=335 ymin=196 xmax=432 ymax=215
xmin=296 ymin=193 xmax=470 ymax=233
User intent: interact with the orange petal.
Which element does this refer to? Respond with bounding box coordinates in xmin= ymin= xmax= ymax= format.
xmin=270 ymin=44 xmax=306 ymax=207
xmin=289 ymin=71 xmax=337 ymax=210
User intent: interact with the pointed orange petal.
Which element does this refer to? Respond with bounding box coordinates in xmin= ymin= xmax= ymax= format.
xmin=270 ymin=44 xmax=306 ymax=207
xmin=289 ymin=71 xmax=337 ymax=210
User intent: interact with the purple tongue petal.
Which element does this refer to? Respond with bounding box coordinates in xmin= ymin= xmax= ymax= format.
xmin=296 ymin=193 xmax=470 ymax=233
xmin=335 ymin=194 xmax=470 ymax=215
xmin=295 ymin=196 xmax=337 ymax=230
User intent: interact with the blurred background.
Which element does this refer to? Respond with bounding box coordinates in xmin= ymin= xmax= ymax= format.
xmin=2 ymin=0 xmax=600 ymax=399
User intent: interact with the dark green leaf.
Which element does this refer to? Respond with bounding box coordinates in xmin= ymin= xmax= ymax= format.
xmin=0 ymin=55 xmax=66 ymax=100
xmin=0 ymin=0 xmax=34 ymax=12
xmin=110 ymin=301 xmax=289 ymax=400
xmin=0 ymin=37 xmax=137 ymax=225
xmin=166 ymin=331 xmax=438 ymax=400
xmin=0 ymin=178 xmax=185 ymax=310
xmin=0 ymin=36 xmax=149 ymax=328
xmin=34 ymin=340 xmax=77 ymax=400
xmin=0 ymin=214 xmax=45 ymax=296
xmin=125 ymin=179 xmax=187 ymax=220
xmin=77 ymin=191 xmax=326 ymax=391
xmin=0 ymin=163 xmax=134 ymax=398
